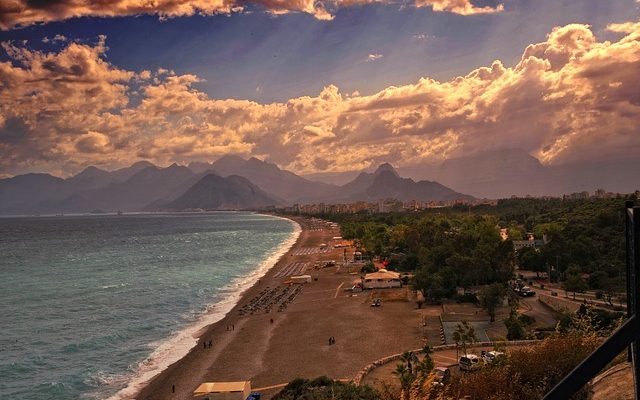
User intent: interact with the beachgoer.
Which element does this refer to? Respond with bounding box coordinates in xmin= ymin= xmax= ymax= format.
xmin=270 ymin=318 xmax=274 ymax=324
xmin=203 ymin=342 xmax=206 ymax=349
xmin=172 ymin=384 xmax=175 ymax=393
xmin=209 ymin=340 xmax=212 ymax=348
xmin=232 ymin=324 xmax=235 ymax=330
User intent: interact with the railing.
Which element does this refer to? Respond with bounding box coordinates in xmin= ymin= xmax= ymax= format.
xmin=544 ymin=201 xmax=640 ymax=400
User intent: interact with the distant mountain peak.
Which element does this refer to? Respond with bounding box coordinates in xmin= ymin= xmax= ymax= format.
xmin=131 ymin=160 xmax=155 ymax=169
xmin=374 ymin=163 xmax=399 ymax=177
xmin=75 ymin=165 xmax=107 ymax=177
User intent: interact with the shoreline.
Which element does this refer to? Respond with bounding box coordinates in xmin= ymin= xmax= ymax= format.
xmin=136 ymin=214 xmax=425 ymax=400
xmin=108 ymin=213 xmax=302 ymax=400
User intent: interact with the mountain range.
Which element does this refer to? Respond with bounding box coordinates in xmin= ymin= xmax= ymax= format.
xmin=0 ymin=156 xmax=470 ymax=215
xmin=5 ymin=148 xmax=632 ymax=215
xmin=306 ymin=149 xmax=640 ymax=199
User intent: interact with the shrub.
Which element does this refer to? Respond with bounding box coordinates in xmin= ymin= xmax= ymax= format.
xmin=272 ymin=376 xmax=380 ymax=400
xmin=431 ymin=334 xmax=599 ymax=400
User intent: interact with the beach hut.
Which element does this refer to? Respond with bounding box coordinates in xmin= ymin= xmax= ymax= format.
xmin=193 ymin=381 xmax=251 ymax=400
xmin=362 ymin=269 xmax=402 ymax=289
xmin=290 ymin=274 xmax=312 ymax=284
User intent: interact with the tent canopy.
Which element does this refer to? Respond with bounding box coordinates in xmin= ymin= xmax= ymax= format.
xmin=193 ymin=381 xmax=250 ymax=396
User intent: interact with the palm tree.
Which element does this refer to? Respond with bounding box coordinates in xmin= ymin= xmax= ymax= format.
xmin=414 ymin=356 xmax=434 ymax=378
xmin=393 ymin=363 xmax=414 ymax=400
xmin=400 ymin=351 xmax=419 ymax=375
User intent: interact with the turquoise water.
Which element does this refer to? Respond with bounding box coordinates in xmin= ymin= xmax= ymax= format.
xmin=0 ymin=212 xmax=297 ymax=400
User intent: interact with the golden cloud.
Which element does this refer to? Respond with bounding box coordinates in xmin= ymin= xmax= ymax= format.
xmin=415 ymin=0 xmax=504 ymax=15
xmin=0 ymin=0 xmax=503 ymax=30
xmin=1 ymin=21 xmax=639 ymax=176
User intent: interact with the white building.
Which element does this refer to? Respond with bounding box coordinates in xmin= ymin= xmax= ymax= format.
xmin=363 ymin=269 xmax=402 ymax=289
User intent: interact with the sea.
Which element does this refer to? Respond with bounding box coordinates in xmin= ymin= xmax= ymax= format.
xmin=0 ymin=212 xmax=299 ymax=400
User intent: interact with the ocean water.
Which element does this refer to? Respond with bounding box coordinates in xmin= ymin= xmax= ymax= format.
xmin=0 ymin=212 xmax=298 ymax=400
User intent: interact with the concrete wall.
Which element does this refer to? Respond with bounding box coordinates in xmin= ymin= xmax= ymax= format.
xmin=538 ymin=293 xmax=582 ymax=313
xmin=363 ymin=279 xmax=402 ymax=289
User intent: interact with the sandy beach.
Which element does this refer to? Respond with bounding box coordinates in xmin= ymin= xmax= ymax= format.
xmin=136 ymin=215 xmax=424 ymax=399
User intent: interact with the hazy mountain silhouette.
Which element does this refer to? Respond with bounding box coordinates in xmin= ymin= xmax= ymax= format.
xmin=204 ymin=155 xmax=336 ymax=203
xmin=165 ymin=173 xmax=279 ymax=210
xmin=434 ymin=149 xmax=551 ymax=198
xmin=302 ymin=170 xmax=362 ymax=186
xmin=308 ymin=149 xmax=640 ymax=199
xmin=0 ymin=173 xmax=65 ymax=214
xmin=6 ymin=148 xmax=632 ymax=215
xmin=337 ymin=163 xmax=472 ymax=202
xmin=0 ymin=159 xmax=473 ymax=214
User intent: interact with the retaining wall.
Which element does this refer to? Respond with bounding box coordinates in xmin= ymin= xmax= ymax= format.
xmin=352 ymin=340 xmax=540 ymax=386
xmin=538 ymin=293 xmax=582 ymax=313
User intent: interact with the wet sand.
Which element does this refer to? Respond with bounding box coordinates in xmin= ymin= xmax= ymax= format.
xmin=137 ymin=216 xmax=424 ymax=399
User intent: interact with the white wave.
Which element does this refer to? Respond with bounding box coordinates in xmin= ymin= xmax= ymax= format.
xmin=104 ymin=215 xmax=301 ymax=400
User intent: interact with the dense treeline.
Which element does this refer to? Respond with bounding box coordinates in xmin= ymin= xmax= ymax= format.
xmin=330 ymin=213 xmax=514 ymax=300
xmin=311 ymin=197 xmax=633 ymax=297
xmin=480 ymin=197 xmax=627 ymax=276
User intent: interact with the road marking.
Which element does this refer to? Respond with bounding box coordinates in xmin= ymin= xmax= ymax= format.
xmin=253 ymin=383 xmax=288 ymax=391
xmin=334 ymin=282 xmax=345 ymax=298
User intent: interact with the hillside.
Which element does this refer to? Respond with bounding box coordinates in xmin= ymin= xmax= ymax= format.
xmin=165 ymin=174 xmax=279 ymax=210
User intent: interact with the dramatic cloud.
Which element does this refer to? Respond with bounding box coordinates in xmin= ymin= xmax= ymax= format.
xmin=1 ymin=21 xmax=639 ymax=177
xmin=0 ymin=0 xmax=504 ymax=30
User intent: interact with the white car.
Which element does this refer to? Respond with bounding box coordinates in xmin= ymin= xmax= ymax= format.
xmin=481 ymin=350 xmax=505 ymax=364
xmin=459 ymin=354 xmax=480 ymax=371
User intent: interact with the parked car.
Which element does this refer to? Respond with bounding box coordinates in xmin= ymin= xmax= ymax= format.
xmin=459 ymin=354 xmax=480 ymax=371
xmin=481 ymin=350 xmax=505 ymax=364
xmin=371 ymin=298 xmax=382 ymax=307
xmin=433 ymin=366 xmax=451 ymax=384
xmin=519 ymin=286 xmax=536 ymax=297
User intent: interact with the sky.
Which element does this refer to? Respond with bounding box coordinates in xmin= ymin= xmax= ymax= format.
xmin=0 ymin=0 xmax=639 ymax=177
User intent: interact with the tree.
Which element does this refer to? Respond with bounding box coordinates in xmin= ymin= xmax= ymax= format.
xmin=453 ymin=321 xmax=477 ymax=356
xmin=587 ymin=270 xmax=608 ymax=290
xmin=504 ymin=308 xmax=525 ymax=340
xmin=562 ymin=273 xmax=588 ymax=300
xmin=393 ymin=363 xmax=414 ymax=400
xmin=518 ymin=247 xmax=546 ymax=277
xmin=479 ymin=283 xmax=506 ymax=322
xmin=412 ymin=268 xmax=450 ymax=304
xmin=400 ymin=351 xmax=418 ymax=375
xmin=415 ymin=346 xmax=435 ymax=377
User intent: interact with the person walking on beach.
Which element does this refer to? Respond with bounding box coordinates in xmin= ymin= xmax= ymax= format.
xmin=203 ymin=342 xmax=206 ymax=349
xmin=172 ymin=384 xmax=175 ymax=393
xmin=208 ymin=340 xmax=212 ymax=348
